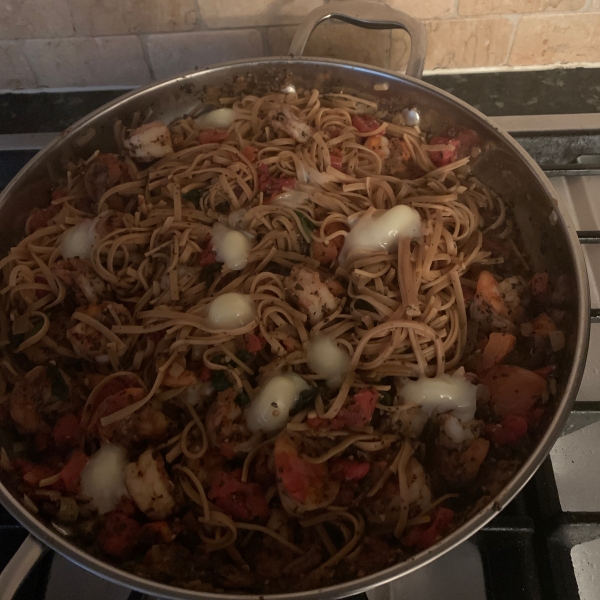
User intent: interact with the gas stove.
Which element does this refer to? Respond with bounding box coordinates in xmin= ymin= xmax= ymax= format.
xmin=1 ymin=112 xmax=600 ymax=600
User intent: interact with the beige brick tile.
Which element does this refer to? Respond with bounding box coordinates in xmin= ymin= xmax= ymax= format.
xmin=395 ymin=17 xmax=514 ymax=70
xmin=268 ymin=22 xmax=391 ymax=68
xmin=389 ymin=30 xmax=411 ymax=72
xmin=197 ymin=0 xmax=324 ymax=28
xmin=386 ymin=0 xmax=455 ymax=20
xmin=459 ymin=0 xmax=585 ymax=16
xmin=0 ymin=42 xmax=36 ymax=89
xmin=510 ymin=13 xmax=600 ymax=66
xmin=24 ymin=36 xmax=151 ymax=87
xmin=0 ymin=0 xmax=73 ymax=39
xmin=147 ymin=30 xmax=264 ymax=80
xmin=69 ymin=0 xmax=197 ymax=36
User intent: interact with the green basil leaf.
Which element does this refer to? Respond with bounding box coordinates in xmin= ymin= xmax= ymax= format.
xmin=236 ymin=350 xmax=254 ymax=364
xmin=184 ymin=188 xmax=203 ymax=208
xmin=235 ymin=391 xmax=251 ymax=407
xmin=212 ymin=370 xmax=231 ymax=392
xmin=48 ymin=364 xmax=68 ymax=401
xmin=290 ymin=386 xmax=319 ymax=416
xmin=379 ymin=391 xmax=393 ymax=406
xmin=295 ymin=211 xmax=315 ymax=237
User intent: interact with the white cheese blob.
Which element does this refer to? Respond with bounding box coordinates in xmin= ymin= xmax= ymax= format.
xmin=272 ymin=190 xmax=310 ymax=207
xmin=207 ymin=292 xmax=255 ymax=330
xmin=340 ymin=205 xmax=422 ymax=264
xmin=307 ymin=336 xmax=350 ymax=387
xmin=196 ymin=108 xmax=236 ymax=130
xmin=80 ymin=443 xmax=129 ymax=515
xmin=246 ymin=373 xmax=310 ymax=434
xmin=61 ymin=219 xmax=96 ymax=260
xmin=211 ymin=222 xmax=251 ymax=271
xmin=228 ymin=208 xmax=247 ymax=229
xmin=400 ymin=374 xmax=478 ymax=423
xmin=123 ymin=121 xmax=173 ymax=162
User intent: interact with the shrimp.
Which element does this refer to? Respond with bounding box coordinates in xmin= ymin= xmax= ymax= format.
xmin=161 ymin=367 xmax=198 ymax=388
xmin=274 ymin=432 xmax=340 ymax=515
xmin=470 ymin=270 xmax=520 ymax=333
xmin=385 ymin=404 xmax=429 ymax=439
xmin=205 ymin=388 xmax=257 ymax=458
xmin=66 ymin=302 xmax=133 ymax=364
xmin=52 ymin=258 xmax=109 ymax=305
xmin=311 ymin=222 xmax=347 ymax=266
xmin=383 ymin=137 xmax=411 ymax=176
xmin=364 ymin=135 xmax=391 ymax=159
xmin=284 ymin=265 xmax=341 ymax=325
xmin=10 ymin=365 xmax=78 ymax=434
xmin=433 ymin=437 xmax=490 ymax=489
xmin=124 ymin=449 xmax=176 ymax=520
xmin=123 ymin=120 xmax=174 ymax=162
xmin=272 ymin=106 xmax=314 ymax=143
xmin=84 ymin=153 xmax=133 ymax=204
xmin=406 ymin=457 xmax=432 ymax=512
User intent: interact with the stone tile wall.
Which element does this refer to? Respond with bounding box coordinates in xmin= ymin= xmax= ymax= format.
xmin=1 ymin=0 xmax=599 ymax=90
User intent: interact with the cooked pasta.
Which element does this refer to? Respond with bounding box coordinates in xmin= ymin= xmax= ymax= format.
xmin=0 ymin=88 xmax=566 ymax=593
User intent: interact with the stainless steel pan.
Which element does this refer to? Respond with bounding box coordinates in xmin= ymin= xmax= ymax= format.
xmin=0 ymin=2 xmax=590 ymax=599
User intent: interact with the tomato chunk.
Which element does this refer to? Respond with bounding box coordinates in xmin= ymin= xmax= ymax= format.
xmin=98 ymin=510 xmax=141 ymax=558
xmin=482 ymin=365 xmax=546 ymax=418
xmin=352 ymin=114 xmax=380 ymax=133
xmin=486 ymin=414 xmax=528 ymax=446
xmin=52 ymin=413 xmax=81 ymax=447
xmin=208 ymin=469 xmax=269 ymax=521
xmin=242 ymin=145 xmax=258 ymax=162
xmin=60 ymin=450 xmax=88 ymax=493
xmin=331 ymin=459 xmax=371 ymax=481
xmin=198 ymin=240 xmax=217 ymax=266
xmin=333 ymin=388 xmax=379 ymax=428
xmin=530 ymin=272 xmax=549 ymax=297
xmin=198 ymin=129 xmax=228 ymax=144
xmin=244 ymin=332 xmax=266 ymax=354
xmin=429 ymin=136 xmax=460 ymax=168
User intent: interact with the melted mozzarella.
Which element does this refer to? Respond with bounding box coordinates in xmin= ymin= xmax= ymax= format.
xmin=61 ymin=219 xmax=96 ymax=260
xmin=211 ymin=222 xmax=251 ymax=270
xmin=207 ymin=293 xmax=255 ymax=330
xmin=272 ymin=190 xmax=310 ymax=207
xmin=196 ymin=108 xmax=236 ymax=130
xmin=246 ymin=373 xmax=310 ymax=434
xmin=307 ymin=336 xmax=350 ymax=387
xmin=228 ymin=208 xmax=247 ymax=229
xmin=80 ymin=443 xmax=129 ymax=515
xmin=400 ymin=374 xmax=477 ymax=423
xmin=340 ymin=205 xmax=422 ymax=263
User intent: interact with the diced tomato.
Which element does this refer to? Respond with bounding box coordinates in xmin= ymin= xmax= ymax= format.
xmin=486 ymin=414 xmax=528 ymax=446
xmin=60 ymin=450 xmax=88 ymax=493
xmin=51 ymin=189 xmax=66 ymax=201
xmin=352 ymin=114 xmax=380 ymax=133
xmin=456 ymin=128 xmax=479 ymax=152
xmin=244 ymin=332 xmax=266 ymax=354
xmin=198 ymin=240 xmax=217 ymax=266
xmin=242 ymin=145 xmax=258 ymax=162
xmin=530 ymin=272 xmax=549 ymax=297
xmin=332 ymin=388 xmax=379 ymax=428
xmin=114 ymin=497 xmax=137 ymax=517
xmin=199 ymin=366 xmax=212 ymax=382
xmin=198 ymin=129 xmax=228 ymax=144
xmin=416 ymin=507 xmax=454 ymax=550
xmin=330 ymin=152 xmax=343 ymax=171
xmin=19 ymin=462 xmax=56 ymax=486
xmin=52 ymin=413 xmax=81 ymax=447
xmin=428 ymin=136 xmax=460 ymax=168
xmin=331 ymin=459 xmax=371 ymax=481
xmin=275 ymin=450 xmax=326 ymax=503
xmin=27 ymin=204 xmax=61 ymax=234
xmin=208 ymin=469 xmax=270 ymax=521
xmin=257 ymin=162 xmax=297 ymax=197
xmin=98 ymin=511 xmax=141 ymax=558
xmin=482 ymin=365 xmax=546 ymax=418
xmin=480 ymin=332 xmax=516 ymax=372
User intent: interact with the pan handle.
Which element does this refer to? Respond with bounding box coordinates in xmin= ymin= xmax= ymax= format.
xmin=289 ymin=0 xmax=427 ymax=79
xmin=0 ymin=534 xmax=48 ymax=600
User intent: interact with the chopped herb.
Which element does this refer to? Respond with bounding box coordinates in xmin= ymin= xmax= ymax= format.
xmin=11 ymin=316 xmax=44 ymax=349
xmin=48 ymin=364 xmax=69 ymax=400
xmin=235 ymin=391 xmax=250 ymax=407
xmin=295 ymin=211 xmax=315 ymax=236
xmin=184 ymin=188 xmax=203 ymax=208
xmin=236 ymin=349 xmax=254 ymax=364
xmin=355 ymin=299 xmax=376 ymax=312
xmin=212 ymin=370 xmax=232 ymax=392
xmin=379 ymin=391 xmax=393 ymax=406
xmin=290 ymin=386 xmax=319 ymax=416
xmin=215 ymin=201 xmax=230 ymax=213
